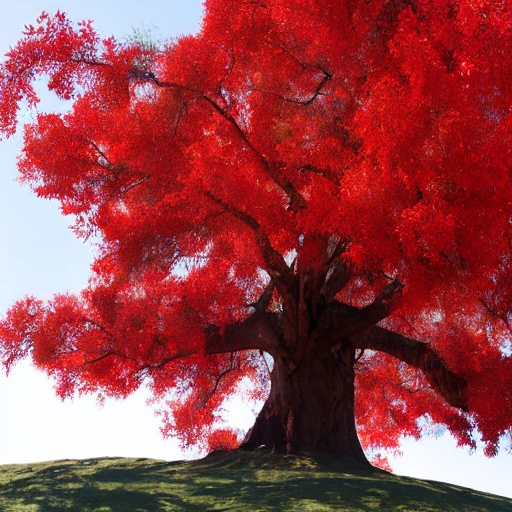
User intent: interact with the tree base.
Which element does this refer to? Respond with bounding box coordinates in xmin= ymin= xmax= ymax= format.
xmin=239 ymin=345 xmax=369 ymax=464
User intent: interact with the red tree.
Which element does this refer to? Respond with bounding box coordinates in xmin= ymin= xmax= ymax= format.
xmin=1 ymin=1 xmax=512 ymax=463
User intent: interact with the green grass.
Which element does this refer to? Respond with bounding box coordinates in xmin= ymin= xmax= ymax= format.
xmin=0 ymin=450 xmax=510 ymax=511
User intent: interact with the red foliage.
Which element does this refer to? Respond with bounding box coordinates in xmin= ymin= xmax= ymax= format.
xmin=371 ymin=454 xmax=393 ymax=473
xmin=1 ymin=1 xmax=512 ymax=459
xmin=207 ymin=429 xmax=241 ymax=452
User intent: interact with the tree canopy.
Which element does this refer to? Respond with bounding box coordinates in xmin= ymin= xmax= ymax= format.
xmin=0 ymin=0 xmax=511 ymax=463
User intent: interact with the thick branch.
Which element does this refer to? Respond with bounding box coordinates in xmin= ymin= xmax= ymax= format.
xmin=351 ymin=326 xmax=468 ymax=411
xmin=319 ymin=281 xmax=403 ymax=347
xmin=357 ymin=279 xmax=403 ymax=327
xmin=248 ymin=279 xmax=275 ymax=312
xmin=327 ymin=236 xmax=350 ymax=264
xmin=205 ymin=311 xmax=281 ymax=359
xmin=321 ymin=258 xmax=352 ymax=303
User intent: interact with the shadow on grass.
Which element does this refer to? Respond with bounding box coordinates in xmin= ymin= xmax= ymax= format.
xmin=185 ymin=451 xmax=512 ymax=512
xmin=0 ymin=459 xmax=203 ymax=512
xmin=0 ymin=451 xmax=510 ymax=511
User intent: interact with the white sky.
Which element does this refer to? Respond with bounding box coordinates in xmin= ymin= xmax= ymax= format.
xmin=0 ymin=0 xmax=510 ymax=500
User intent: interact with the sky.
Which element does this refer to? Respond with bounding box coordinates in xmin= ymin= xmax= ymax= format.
xmin=0 ymin=0 xmax=510 ymax=500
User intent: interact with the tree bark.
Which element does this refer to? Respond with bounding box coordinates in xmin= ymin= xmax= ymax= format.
xmin=239 ymin=341 xmax=369 ymax=463
xmin=205 ymin=311 xmax=281 ymax=358
xmin=206 ymin=293 xmax=467 ymax=463
xmin=350 ymin=325 xmax=468 ymax=410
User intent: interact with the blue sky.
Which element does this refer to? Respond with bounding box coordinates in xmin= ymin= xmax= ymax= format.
xmin=0 ymin=0 xmax=510 ymax=499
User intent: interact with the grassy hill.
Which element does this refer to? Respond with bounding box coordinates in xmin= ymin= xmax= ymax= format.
xmin=0 ymin=450 xmax=510 ymax=511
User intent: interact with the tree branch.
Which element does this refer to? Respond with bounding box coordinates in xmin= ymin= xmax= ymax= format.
xmin=326 ymin=236 xmax=350 ymax=264
xmin=351 ymin=326 xmax=468 ymax=411
xmin=81 ymin=345 xmax=196 ymax=371
xmin=247 ymin=279 xmax=275 ymax=312
xmin=357 ymin=279 xmax=403 ymax=327
xmin=86 ymin=139 xmax=115 ymax=171
xmin=319 ymin=281 xmax=403 ymax=347
xmin=205 ymin=311 xmax=281 ymax=359
xmin=81 ymin=350 xmax=139 ymax=367
xmin=143 ymin=74 xmax=306 ymax=212
xmin=250 ymin=66 xmax=333 ymax=107
xmin=320 ymin=258 xmax=352 ymax=303
xmin=200 ymin=95 xmax=306 ymax=211
xmin=120 ymin=174 xmax=152 ymax=195
xmin=204 ymin=191 xmax=295 ymax=296
xmin=80 ymin=319 xmax=197 ymax=371
xmin=84 ymin=139 xmax=152 ymax=194
xmin=199 ymin=355 xmax=242 ymax=407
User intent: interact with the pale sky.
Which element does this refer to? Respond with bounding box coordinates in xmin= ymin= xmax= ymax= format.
xmin=0 ymin=0 xmax=510 ymax=500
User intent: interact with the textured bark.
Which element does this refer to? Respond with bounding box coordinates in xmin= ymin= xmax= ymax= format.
xmin=240 ymin=342 xmax=369 ymax=463
xmin=205 ymin=312 xmax=281 ymax=358
xmin=208 ymin=271 xmax=467 ymax=462
xmin=316 ymin=301 xmax=468 ymax=410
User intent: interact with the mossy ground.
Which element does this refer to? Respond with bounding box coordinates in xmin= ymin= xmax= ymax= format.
xmin=0 ymin=450 xmax=510 ymax=511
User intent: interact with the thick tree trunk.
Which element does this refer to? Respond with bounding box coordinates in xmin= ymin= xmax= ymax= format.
xmin=206 ymin=254 xmax=467 ymax=463
xmin=240 ymin=342 xmax=368 ymax=463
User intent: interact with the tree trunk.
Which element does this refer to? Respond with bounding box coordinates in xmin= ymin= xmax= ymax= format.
xmin=240 ymin=341 xmax=368 ymax=463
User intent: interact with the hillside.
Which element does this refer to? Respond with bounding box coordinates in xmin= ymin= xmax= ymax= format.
xmin=1 ymin=450 xmax=510 ymax=511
